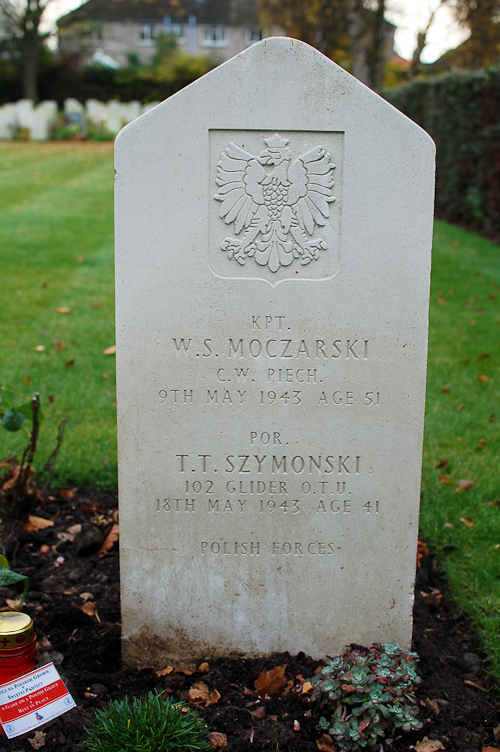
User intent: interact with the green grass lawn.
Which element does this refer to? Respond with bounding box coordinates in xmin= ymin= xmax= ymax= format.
xmin=0 ymin=142 xmax=116 ymax=488
xmin=1 ymin=144 xmax=499 ymax=678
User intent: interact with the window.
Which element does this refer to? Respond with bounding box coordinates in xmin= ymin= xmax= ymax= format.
xmin=138 ymin=23 xmax=154 ymax=45
xmin=202 ymin=25 xmax=228 ymax=47
xmin=246 ymin=28 xmax=264 ymax=45
xmin=170 ymin=24 xmax=186 ymax=43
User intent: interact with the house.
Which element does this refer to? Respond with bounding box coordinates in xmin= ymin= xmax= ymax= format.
xmin=57 ymin=0 xmax=273 ymax=67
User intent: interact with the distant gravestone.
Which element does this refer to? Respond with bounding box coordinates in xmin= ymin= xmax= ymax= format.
xmin=115 ymin=38 xmax=435 ymax=667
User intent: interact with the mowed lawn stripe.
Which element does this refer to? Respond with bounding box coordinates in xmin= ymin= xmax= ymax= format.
xmin=0 ymin=142 xmax=113 ymax=214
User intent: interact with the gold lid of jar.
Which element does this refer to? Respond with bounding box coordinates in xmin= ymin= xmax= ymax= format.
xmin=0 ymin=612 xmax=34 ymax=649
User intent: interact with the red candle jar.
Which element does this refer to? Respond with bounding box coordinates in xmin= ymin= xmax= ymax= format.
xmin=0 ymin=612 xmax=37 ymax=734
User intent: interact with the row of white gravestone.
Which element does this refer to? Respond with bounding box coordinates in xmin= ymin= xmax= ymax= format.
xmin=0 ymin=98 xmax=159 ymax=141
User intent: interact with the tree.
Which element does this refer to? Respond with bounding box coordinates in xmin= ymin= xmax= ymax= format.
xmin=0 ymin=0 xmax=50 ymax=100
xmin=258 ymin=0 xmax=390 ymax=87
xmin=450 ymin=0 xmax=500 ymax=67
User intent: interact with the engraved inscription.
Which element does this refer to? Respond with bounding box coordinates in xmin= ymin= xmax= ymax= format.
xmin=214 ymin=134 xmax=336 ymax=272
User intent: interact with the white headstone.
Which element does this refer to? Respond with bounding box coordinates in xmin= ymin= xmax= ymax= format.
xmin=105 ymin=100 xmax=124 ymax=135
xmin=115 ymin=38 xmax=435 ymax=667
xmin=0 ymin=105 xmax=16 ymax=140
xmin=16 ymin=99 xmax=34 ymax=129
xmin=86 ymin=99 xmax=108 ymax=127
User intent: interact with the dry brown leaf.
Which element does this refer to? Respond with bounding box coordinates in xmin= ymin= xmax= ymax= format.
xmin=456 ymin=479 xmax=474 ymax=492
xmin=438 ymin=475 xmax=453 ymax=485
xmin=269 ymin=715 xmax=278 ymax=721
xmin=25 ymin=515 xmax=54 ymax=532
xmin=198 ymin=662 xmax=210 ymax=673
xmin=56 ymin=307 xmax=70 ymax=314
xmin=299 ymin=681 xmax=314 ymax=695
xmin=103 ymin=345 xmax=116 ymax=355
xmin=464 ymin=679 xmax=487 ymax=692
xmin=208 ymin=732 xmax=228 ymax=750
xmin=293 ymin=720 xmax=300 ymax=731
xmin=437 ymin=297 xmax=446 ymax=305
xmin=79 ymin=592 xmax=94 ymax=602
xmin=81 ymin=601 xmax=97 ymax=617
xmin=417 ymin=540 xmax=429 ymax=568
xmin=316 ymin=735 xmax=336 ymax=752
xmin=6 ymin=597 xmax=22 ymax=610
xmin=481 ymin=748 xmax=500 ymax=752
xmin=98 ymin=523 xmax=119 ymax=556
xmin=91 ymin=301 xmax=101 ymax=309
xmin=254 ymin=664 xmax=288 ymax=698
xmin=67 ymin=524 xmax=81 ymax=535
xmin=436 ymin=458 xmax=449 ymax=468
xmin=28 ymin=731 xmax=46 ymax=749
xmin=478 ymin=439 xmax=487 ymax=448
xmin=40 ymin=544 xmax=50 ymax=555
xmin=156 ymin=666 xmax=174 ymax=677
xmin=60 ymin=489 xmax=74 ymax=499
xmin=250 ymin=705 xmax=266 ymax=719
xmin=460 ymin=517 xmax=474 ymax=528
xmin=414 ymin=739 xmax=445 ymax=752
xmin=494 ymin=723 xmax=500 ymax=744
xmin=478 ymin=374 xmax=488 ymax=382
xmin=187 ymin=682 xmax=220 ymax=707
xmin=424 ymin=698 xmax=440 ymax=715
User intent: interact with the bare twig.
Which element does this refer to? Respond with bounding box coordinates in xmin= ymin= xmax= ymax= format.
xmin=40 ymin=416 xmax=67 ymax=494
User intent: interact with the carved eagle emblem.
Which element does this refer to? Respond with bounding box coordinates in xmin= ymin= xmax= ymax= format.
xmin=214 ymin=133 xmax=336 ymax=273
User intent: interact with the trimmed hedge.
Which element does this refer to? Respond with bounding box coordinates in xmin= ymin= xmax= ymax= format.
xmin=383 ymin=69 xmax=500 ymax=241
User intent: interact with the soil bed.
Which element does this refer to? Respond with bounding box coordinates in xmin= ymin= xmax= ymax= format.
xmin=1 ymin=490 xmax=499 ymax=751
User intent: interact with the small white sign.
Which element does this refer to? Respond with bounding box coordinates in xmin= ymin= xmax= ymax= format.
xmin=0 ymin=663 xmax=76 ymax=738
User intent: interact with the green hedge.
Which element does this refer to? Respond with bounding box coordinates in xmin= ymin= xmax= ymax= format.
xmin=383 ymin=69 xmax=500 ymax=241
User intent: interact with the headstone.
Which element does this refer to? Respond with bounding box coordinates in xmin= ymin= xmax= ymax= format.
xmin=64 ymin=98 xmax=85 ymax=133
xmin=122 ymin=101 xmax=141 ymax=125
xmin=0 ymin=105 xmax=16 ymax=140
xmin=15 ymin=100 xmax=33 ymax=130
xmin=105 ymin=100 xmax=124 ymax=135
xmin=115 ymin=38 xmax=435 ymax=667
xmin=29 ymin=102 xmax=58 ymax=142
xmin=86 ymin=99 xmax=108 ymax=127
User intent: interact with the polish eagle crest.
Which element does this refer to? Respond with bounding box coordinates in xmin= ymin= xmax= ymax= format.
xmin=214 ymin=133 xmax=336 ymax=273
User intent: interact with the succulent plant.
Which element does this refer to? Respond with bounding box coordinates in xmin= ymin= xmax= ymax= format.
xmin=308 ymin=643 xmax=423 ymax=750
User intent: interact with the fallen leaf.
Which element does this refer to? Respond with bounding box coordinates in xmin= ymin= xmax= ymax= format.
xmin=437 ymin=297 xmax=446 ymax=305
xmin=457 ymin=403 xmax=465 ymax=411
xmin=424 ymin=698 xmax=440 ymax=715
xmin=38 ymin=637 xmax=52 ymax=650
xmin=53 ymin=340 xmax=67 ymax=350
xmin=299 ymin=681 xmax=314 ymax=695
xmin=417 ymin=540 xmax=429 ymax=568
xmin=77 ymin=255 xmax=84 ymax=263
xmin=79 ymin=592 xmax=94 ymax=602
xmin=438 ymin=475 xmax=453 ymax=485
xmin=420 ymin=589 xmax=443 ymax=605
xmin=470 ymin=320 xmax=477 ymax=326
xmin=464 ymin=679 xmax=487 ymax=692
xmin=269 ymin=715 xmax=278 ymax=721
xmin=65 ymin=359 xmax=75 ymax=368
xmin=155 ymin=666 xmax=174 ymax=677
xmin=40 ymin=544 xmax=50 ymax=555
xmin=316 ymin=735 xmax=336 ymax=752
xmin=56 ymin=307 xmax=70 ymax=314
xmin=187 ymin=682 xmax=220 ymax=707
xmin=250 ymin=705 xmax=266 ymax=719
xmin=198 ymin=662 xmax=210 ymax=673
xmin=6 ymin=597 xmax=22 ymax=610
xmin=414 ymin=738 xmax=445 ymax=752
xmin=25 ymin=516 xmax=54 ymax=532
xmin=91 ymin=301 xmax=101 ymax=309
xmin=67 ymin=524 xmax=81 ymax=535
xmin=60 ymin=489 xmax=74 ymax=499
xmin=456 ymin=479 xmax=474 ymax=492
xmin=482 ymin=747 xmax=500 ymax=752
xmin=444 ymin=523 xmax=453 ymax=529
xmin=254 ymin=665 xmax=288 ymax=698
xmin=478 ymin=374 xmax=488 ymax=382
xmin=493 ymin=723 xmax=500 ymax=743
xmin=24 ymin=376 xmax=31 ymax=385
xmin=478 ymin=439 xmax=486 ymax=448
xmin=103 ymin=345 xmax=116 ymax=355
xmin=208 ymin=732 xmax=228 ymax=750
xmin=479 ymin=353 xmax=490 ymax=359
xmin=98 ymin=523 xmax=120 ymax=556
xmin=81 ymin=601 xmax=97 ymax=617
xmin=293 ymin=720 xmax=300 ymax=731
xmin=436 ymin=458 xmax=448 ymax=469
xmin=460 ymin=517 xmax=474 ymax=528
xmin=28 ymin=730 xmax=46 ymax=749
xmin=35 ymin=345 xmax=45 ymax=352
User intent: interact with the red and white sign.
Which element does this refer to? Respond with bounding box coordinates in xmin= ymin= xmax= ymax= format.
xmin=0 ymin=663 xmax=76 ymax=738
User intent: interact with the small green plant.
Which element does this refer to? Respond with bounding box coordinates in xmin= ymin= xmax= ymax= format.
xmin=84 ymin=692 xmax=211 ymax=752
xmin=0 ymin=555 xmax=29 ymax=606
xmin=308 ymin=643 xmax=423 ymax=750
